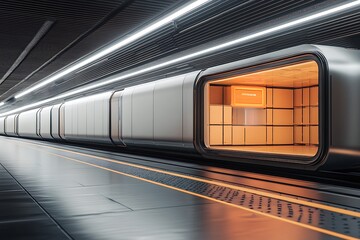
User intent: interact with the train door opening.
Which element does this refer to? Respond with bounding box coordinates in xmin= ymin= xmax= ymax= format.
xmin=204 ymin=60 xmax=319 ymax=157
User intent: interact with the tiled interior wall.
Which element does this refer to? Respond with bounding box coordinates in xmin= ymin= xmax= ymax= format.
xmin=294 ymin=87 xmax=319 ymax=145
xmin=209 ymin=85 xmax=318 ymax=146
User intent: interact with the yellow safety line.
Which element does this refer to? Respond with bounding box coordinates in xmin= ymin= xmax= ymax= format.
xmin=27 ymin=148 xmax=360 ymax=240
xmin=14 ymin=139 xmax=360 ymax=219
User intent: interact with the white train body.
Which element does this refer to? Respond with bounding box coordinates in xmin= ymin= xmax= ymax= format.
xmin=1 ymin=45 xmax=359 ymax=170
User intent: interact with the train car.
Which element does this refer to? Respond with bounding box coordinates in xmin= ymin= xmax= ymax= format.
xmin=194 ymin=44 xmax=360 ymax=170
xmin=112 ymin=44 xmax=360 ymax=170
xmin=1 ymin=44 xmax=359 ymax=171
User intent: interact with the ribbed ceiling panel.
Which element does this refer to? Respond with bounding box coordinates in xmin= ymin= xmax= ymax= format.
xmin=0 ymin=0 xmax=360 ymax=112
xmin=0 ymin=0 xmax=183 ymax=100
xmin=0 ymin=0 xmax=129 ymax=97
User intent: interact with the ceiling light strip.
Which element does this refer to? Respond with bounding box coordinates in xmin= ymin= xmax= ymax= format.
xmin=14 ymin=0 xmax=211 ymax=99
xmin=1 ymin=0 xmax=360 ymax=116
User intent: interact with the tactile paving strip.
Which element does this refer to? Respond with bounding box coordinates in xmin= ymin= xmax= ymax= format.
xmin=37 ymin=148 xmax=360 ymax=239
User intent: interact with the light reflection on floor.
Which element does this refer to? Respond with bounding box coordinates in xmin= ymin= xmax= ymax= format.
xmin=212 ymin=145 xmax=318 ymax=156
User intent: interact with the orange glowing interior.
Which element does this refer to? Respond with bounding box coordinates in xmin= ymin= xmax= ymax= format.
xmin=205 ymin=60 xmax=319 ymax=157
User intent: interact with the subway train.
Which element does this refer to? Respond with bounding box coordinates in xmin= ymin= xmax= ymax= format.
xmin=0 ymin=44 xmax=359 ymax=171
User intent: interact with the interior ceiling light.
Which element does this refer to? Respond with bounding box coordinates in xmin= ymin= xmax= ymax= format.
xmin=13 ymin=0 xmax=211 ymax=99
xmin=0 ymin=102 xmax=4 ymax=107
xmin=1 ymin=0 xmax=360 ymax=117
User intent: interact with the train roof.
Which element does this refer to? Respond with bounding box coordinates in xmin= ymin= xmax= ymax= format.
xmin=202 ymin=44 xmax=360 ymax=76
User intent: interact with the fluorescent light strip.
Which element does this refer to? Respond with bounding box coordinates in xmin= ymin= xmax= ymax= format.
xmin=0 ymin=102 xmax=4 ymax=107
xmin=1 ymin=0 xmax=360 ymax=117
xmin=14 ymin=0 xmax=211 ymax=99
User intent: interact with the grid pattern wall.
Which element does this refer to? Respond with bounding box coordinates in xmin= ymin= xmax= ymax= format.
xmin=294 ymin=87 xmax=319 ymax=145
xmin=209 ymin=85 xmax=318 ymax=146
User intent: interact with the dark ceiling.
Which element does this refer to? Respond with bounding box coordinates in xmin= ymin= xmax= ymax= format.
xmin=0 ymin=0 xmax=187 ymax=100
xmin=1 ymin=0 xmax=360 ymax=113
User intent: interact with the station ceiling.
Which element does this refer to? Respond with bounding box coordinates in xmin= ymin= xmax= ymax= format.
xmin=0 ymin=0 xmax=360 ymax=113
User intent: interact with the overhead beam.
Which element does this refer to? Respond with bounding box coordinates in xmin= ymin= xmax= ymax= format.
xmin=0 ymin=20 xmax=54 ymax=87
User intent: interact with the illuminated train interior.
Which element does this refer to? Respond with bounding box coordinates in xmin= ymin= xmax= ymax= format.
xmin=205 ymin=60 xmax=319 ymax=157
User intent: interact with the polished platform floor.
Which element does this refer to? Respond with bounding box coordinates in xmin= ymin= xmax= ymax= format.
xmin=0 ymin=136 xmax=359 ymax=240
xmin=212 ymin=145 xmax=318 ymax=156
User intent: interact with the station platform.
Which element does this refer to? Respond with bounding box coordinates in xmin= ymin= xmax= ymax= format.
xmin=0 ymin=136 xmax=359 ymax=240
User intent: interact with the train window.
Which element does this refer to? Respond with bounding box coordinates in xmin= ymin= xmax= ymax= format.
xmin=204 ymin=60 xmax=319 ymax=157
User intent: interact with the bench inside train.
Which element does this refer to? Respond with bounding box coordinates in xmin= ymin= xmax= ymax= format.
xmin=204 ymin=60 xmax=319 ymax=157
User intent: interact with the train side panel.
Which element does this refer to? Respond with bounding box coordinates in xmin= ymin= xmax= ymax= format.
xmin=182 ymin=73 xmax=197 ymax=145
xmin=121 ymin=87 xmax=134 ymax=144
xmin=154 ymin=75 xmax=183 ymax=142
xmin=121 ymin=71 xmax=199 ymax=149
xmin=5 ymin=115 xmax=18 ymax=136
xmin=322 ymin=46 xmax=360 ymax=149
xmin=63 ymin=92 xmax=113 ymax=144
xmin=316 ymin=46 xmax=360 ymax=169
xmin=131 ymin=82 xmax=155 ymax=143
xmin=39 ymin=106 xmax=53 ymax=139
xmin=0 ymin=117 xmax=5 ymax=135
xmin=110 ymin=91 xmax=124 ymax=145
xmin=18 ymin=109 xmax=40 ymax=138
xmin=51 ymin=104 xmax=63 ymax=140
